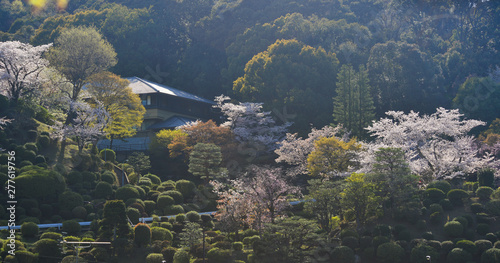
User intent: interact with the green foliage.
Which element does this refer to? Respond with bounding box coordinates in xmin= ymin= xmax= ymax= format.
xmin=126 ymin=207 xmax=140 ymax=225
xmin=481 ymin=248 xmax=500 ymax=263
xmin=308 ymin=137 xmax=361 ymax=177
xmin=475 ymin=240 xmax=493 ymax=255
xmin=342 ymin=236 xmax=359 ymax=250
xmin=94 ymin=181 xmax=113 ymax=199
xmin=456 ymin=239 xmax=477 ymax=255
xmin=188 ymin=143 xmax=222 ymax=183
xmin=173 ymin=249 xmax=190 ymax=263
xmin=40 ymin=232 xmax=62 ymax=240
xmin=134 ymin=223 xmax=151 ymax=247
xmin=424 ymin=188 xmax=446 ymax=203
xmin=373 ymin=236 xmax=390 ymax=249
xmin=477 ymin=223 xmax=491 ymax=236
xmin=447 ymin=189 xmax=469 ymax=206
xmin=13 ymin=166 xmax=65 ymax=201
xmin=165 ymin=205 xmax=184 ymax=215
xmin=453 ymin=216 xmax=469 ymax=228
xmin=447 ymin=248 xmax=472 ymax=263
xmin=340 ymin=173 xmax=379 ymax=229
xmin=331 ymin=246 xmax=355 ymax=263
xmin=115 ymin=186 xmax=140 ymax=201
xmin=151 ymin=226 xmax=173 ymax=242
xmin=100 ymin=171 xmax=116 ymax=184
xmin=13 ymin=250 xmax=37 ymax=263
xmin=20 ymin=221 xmax=38 ymax=237
xmin=37 ymin=135 xmax=50 ymax=148
xmin=127 ymin=152 xmax=151 ymax=175
xmin=164 ymin=190 xmax=184 ymax=204
xmin=477 ymin=187 xmax=495 ymax=201
xmin=33 ymin=239 xmax=61 ymax=263
xmin=410 ymin=244 xmax=439 ymax=263
xmin=63 ymin=220 xmax=81 ymax=236
xmin=333 ymin=64 xmax=374 ymax=138
xmin=186 ymin=211 xmax=201 ymax=222
xmin=207 ymin=247 xmax=232 ymax=263
xmin=146 ymin=253 xmax=164 ymax=263
xmin=427 ymin=180 xmax=452 ymax=194
xmin=444 ymin=221 xmax=463 ymax=238
xmin=376 ymin=242 xmax=405 ymax=263
xmin=59 ymin=191 xmax=83 ymax=211
xmin=478 ymin=169 xmax=496 ymax=188
xmin=175 ymin=179 xmax=196 ymax=198
xmin=143 ymin=173 xmax=161 ymax=185
xmin=233 ymin=241 xmax=244 ymax=251
xmin=157 ymin=195 xmax=175 ymax=210
xmin=485 ymin=200 xmax=500 ymax=216
xmin=100 ymin=149 xmax=116 ymax=163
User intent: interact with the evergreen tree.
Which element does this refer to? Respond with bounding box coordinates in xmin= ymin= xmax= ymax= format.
xmin=333 ymin=65 xmax=374 ymax=138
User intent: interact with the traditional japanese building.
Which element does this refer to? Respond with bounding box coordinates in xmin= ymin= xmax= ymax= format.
xmin=97 ymin=77 xmax=217 ymax=152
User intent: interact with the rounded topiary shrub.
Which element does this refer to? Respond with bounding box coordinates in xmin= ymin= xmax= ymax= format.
xmin=175 ymin=213 xmax=186 ymax=223
xmin=164 ymin=190 xmax=184 ymax=204
xmin=37 ymin=135 xmax=50 ymax=148
xmin=486 ymin=233 xmax=498 ymax=243
xmin=410 ymin=244 xmax=439 ymax=263
xmin=100 ymin=149 xmax=116 ymax=163
xmin=331 ymin=246 xmax=355 ymax=263
xmin=430 ymin=211 xmax=443 ymax=225
xmin=173 ymin=249 xmax=190 ymax=263
xmin=207 ymin=247 xmax=232 ymax=263
xmin=232 ymin=241 xmax=243 ymax=251
xmin=447 ymin=189 xmax=469 ymax=206
xmin=425 ymin=188 xmax=446 ymax=203
xmin=151 ymin=226 xmax=173 ymax=241
xmin=444 ymin=221 xmax=463 ymax=238
xmin=94 ymin=181 xmax=113 ymax=199
xmin=340 ymin=229 xmax=359 ymax=239
xmin=146 ymin=253 xmax=164 ymax=263
xmin=447 ymin=248 xmax=472 ymax=263
xmin=127 ymin=207 xmax=141 ymax=224
xmin=162 ymin=247 xmax=177 ymax=263
xmin=481 ymin=248 xmax=500 ymax=263
xmin=428 ymin=180 xmax=451 ymax=194
xmin=138 ymin=177 xmax=152 ymax=187
xmin=165 ymin=205 xmax=184 ymax=215
xmin=440 ymin=199 xmax=453 ymax=211
xmin=175 ymin=180 xmax=196 ymax=198
xmin=475 ymin=239 xmax=493 ymax=255
xmin=453 ymin=216 xmax=469 ymax=228
xmin=33 ymin=239 xmax=61 ymax=261
xmin=376 ymin=242 xmax=404 ymax=263
xmin=373 ymin=236 xmax=390 ymax=249
xmin=100 ymin=171 xmax=116 ymax=184
xmin=21 ymin=222 xmax=39 ymax=237
xmin=456 ymin=239 xmax=477 ymax=255
xmin=14 ymin=250 xmax=37 ymax=263
xmin=72 ymin=206 xmax=88 ymax=219
xmin=186 ymin=211 xmax=201 ymax=222
xmin=134 ymin=223 xmax=151 ymax=247
xmin=157 ymin=195 xmax=175 ymax=210
xmin=477 ymin=187 xmax=494 ymax=201
xmin=62 ymin=220 xmax=81 ymax=236
xmin=144 ymin=173 xmax=161 ymax=185
xmin=115 ymin=186 xmax=140 ymax=202
xmin=34 ymin=155 xmax=46 ymax=165
xmin=342 ymin=236 xmax=359 ymax=250
xmin=40 ymin=232 xmax=62 ymax=240
xmin=429 ymin=203 xmax=444 ymax=214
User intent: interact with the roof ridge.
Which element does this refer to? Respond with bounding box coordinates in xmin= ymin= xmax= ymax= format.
xmin=133 ymin=76 xmax=160 ymax=93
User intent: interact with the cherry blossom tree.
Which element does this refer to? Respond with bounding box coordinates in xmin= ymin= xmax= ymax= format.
xmin=275 ymin=126 xmax=343 ymax=176
xmin=214 ymin=95 xmax=291 ymax=155
xmin=211 ymin=166 xmax=300 ymax=233
xmin=0 ymin=41 xmax=52 ymax=103
xmin=52 ymin=100 xmax=111 ymax=153
xmin=365 ymin=108 xmax=497 ymax=180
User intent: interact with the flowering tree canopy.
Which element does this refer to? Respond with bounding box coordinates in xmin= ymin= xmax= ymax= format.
xmin=214 ymin=95 xmax=291 ymax=154
xmin=0 ymin=41 xmax=51 ymax=102
xmin=52 ymin=100 xmax=111 ymax=153
xmin=275 ymin=126 xmax=342 ymax=176
xmin=365 ymin=108 xmax=495 ymax=179
xmin=211 ymin=165 xmax=300 ymax=231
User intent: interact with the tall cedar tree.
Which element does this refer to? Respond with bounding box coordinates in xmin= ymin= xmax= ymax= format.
xmin=333 ymin=64 xmax=374 ymax=138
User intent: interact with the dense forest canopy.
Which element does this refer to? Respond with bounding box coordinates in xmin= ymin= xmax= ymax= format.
xmin=1 ymin=0 xmax=499 ymax=133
